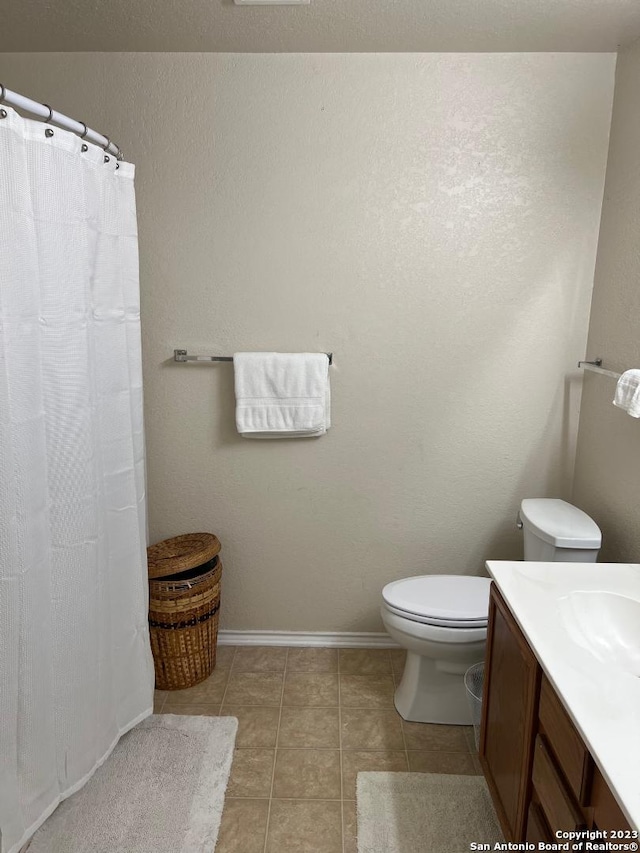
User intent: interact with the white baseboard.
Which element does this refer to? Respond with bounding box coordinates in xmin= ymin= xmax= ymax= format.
xmin=217 ymin=630 xmax=399 ymax=649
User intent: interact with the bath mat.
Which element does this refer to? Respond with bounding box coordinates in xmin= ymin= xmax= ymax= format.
xmin=27 ymin=714 xmax=238 ymax=853
xmin=357 ymin=772 xmax=503 ymax=853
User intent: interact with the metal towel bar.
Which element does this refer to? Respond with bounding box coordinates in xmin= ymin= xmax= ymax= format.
xmin=577 ymin=358 xmax=621 ymax=379
xmin=174 ymin=349 xmax=333 ymax=365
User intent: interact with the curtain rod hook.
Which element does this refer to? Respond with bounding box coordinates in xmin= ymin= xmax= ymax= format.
xmin=42 ymin=104 xmax=53 ymax=123
xmin=80 ymin=122 xmax=89 ymax=139
xmin=0 ymin=83 xmax=5 ymax=104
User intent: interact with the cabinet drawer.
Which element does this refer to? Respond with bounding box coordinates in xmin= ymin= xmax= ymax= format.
xmin=539 ymin=676 xmax=592 ymax=804
xmin=532 ymin=735 xmax=586 ymax=833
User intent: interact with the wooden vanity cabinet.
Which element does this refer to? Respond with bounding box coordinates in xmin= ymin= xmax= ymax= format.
xmin=480 ymin=584 xmax=633 ymax=841
xmin=538 ymin=675 xmax=591 ymax=805
xmin=590 ymin=766 xmax=633 ymax=833
xmin=526 ymin=800 xmax=554 ymax=844
xmin=532 ymin=734 xmax=586 ymax=833
xmin=479 ymin=586 xmax=540 ymax=841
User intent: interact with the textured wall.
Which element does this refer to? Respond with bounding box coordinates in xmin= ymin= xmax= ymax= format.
xmin=0 ymin=53 xmax=615 ymax=631
xmin=572 ymin=38 xmax=640 ymax=561
xmin=2 ymin=0 xmax=640 ymax=52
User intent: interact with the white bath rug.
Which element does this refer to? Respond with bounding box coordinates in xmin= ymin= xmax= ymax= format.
xmin=27 ymin=714 xmax=238 ymax=853
xmin=357 ymin=772 xmax=503 ymax=853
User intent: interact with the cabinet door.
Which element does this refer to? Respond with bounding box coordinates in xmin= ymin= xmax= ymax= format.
xmin=480 ymin=584 xmax=541 ymax=841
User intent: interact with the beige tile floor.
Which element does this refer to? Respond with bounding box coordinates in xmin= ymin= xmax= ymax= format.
xmin=154 ymin=646 xmax=482 ymax=853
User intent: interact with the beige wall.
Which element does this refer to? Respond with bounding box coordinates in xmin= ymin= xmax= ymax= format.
xmin=0 ymin=53 xmax=614 ymax=631
xmin=572 ymin=38 xmax=640 ymax=561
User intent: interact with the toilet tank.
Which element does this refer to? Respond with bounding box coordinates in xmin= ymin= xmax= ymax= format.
xmin=519 ymin=499 xmax=601 ymax=562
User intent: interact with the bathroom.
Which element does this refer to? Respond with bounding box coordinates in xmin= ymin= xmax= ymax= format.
xmin=1 ymin=3 xmax=640 ymax=851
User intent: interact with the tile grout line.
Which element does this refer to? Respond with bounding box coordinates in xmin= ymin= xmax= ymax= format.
xmin=212 ymin=743 xmax=473 ymax=751
xmin=338 ymin=648 xmax=345 ymax=853
xmin=169 ymin=701 xmax=406 ymax=711
xmin=262 ymin=647 xmax=288 ymax=853
xmin=392 ymin=650 xmax=410 ymax=776
xmin=390 ymin=653 xmax=410 ymax=773
xmin=399 ymin=717 xmax=410 ymax=775
xmin=217 ymin=646 xmax=236 ymax=711
xmin=227 ymin=795 xmax=343 ymax=801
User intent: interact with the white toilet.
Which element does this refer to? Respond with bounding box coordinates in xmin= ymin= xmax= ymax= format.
xmin=380 ymin=498 xmax=602 ymax=724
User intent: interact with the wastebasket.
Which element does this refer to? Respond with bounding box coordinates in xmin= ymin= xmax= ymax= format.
xmin=147 ymin=532 xmax=222 ymax=690
xmin=464 ymin=661 xmax=484 ymax=751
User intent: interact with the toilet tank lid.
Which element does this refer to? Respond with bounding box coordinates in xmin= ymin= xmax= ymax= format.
xmin=520 ymin=499 xmax=601 ymax=549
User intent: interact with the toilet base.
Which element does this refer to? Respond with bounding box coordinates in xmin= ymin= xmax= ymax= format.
xmin=394 ymin=650 xmax=477 ymax=725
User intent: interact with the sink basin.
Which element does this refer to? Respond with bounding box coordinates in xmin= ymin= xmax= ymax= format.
xmin=558 ymin=591 xmax=640 ymax=677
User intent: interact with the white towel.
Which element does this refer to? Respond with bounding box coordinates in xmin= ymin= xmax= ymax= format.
xmin=234 ymin=352 xmax=331 ymax=438
xmin=613 ymin=369 xmax=640 ymax=418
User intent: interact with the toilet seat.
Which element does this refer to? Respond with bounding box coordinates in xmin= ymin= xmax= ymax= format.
xmin=381 ymin=605 xmax=488 ymax=644
xmin=383 ymin=602 xmax=487 ymax=628
xmin=382 ymin=575 xmax=491 ymax=628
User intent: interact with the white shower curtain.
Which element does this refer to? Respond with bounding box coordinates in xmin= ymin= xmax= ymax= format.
xmin=0 ymin=108 xmax=154 ymax=853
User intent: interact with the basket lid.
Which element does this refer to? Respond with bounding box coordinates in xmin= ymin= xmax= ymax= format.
xmin=147 ymin=532 xmax=221 ymax=579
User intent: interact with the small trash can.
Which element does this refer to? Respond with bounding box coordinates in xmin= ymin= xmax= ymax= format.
xmin=464 ymin=661 xmax=484 ymax=751
xmin=147 ymin=532 xmax=222 ymax=691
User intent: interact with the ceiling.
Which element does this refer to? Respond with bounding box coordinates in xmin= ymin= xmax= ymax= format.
xmin=2 ymin=0 xmax=640 ymax=52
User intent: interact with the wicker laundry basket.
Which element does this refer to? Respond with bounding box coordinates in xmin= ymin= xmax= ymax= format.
xmin=147 ymin=532 xmax=222 ymax=691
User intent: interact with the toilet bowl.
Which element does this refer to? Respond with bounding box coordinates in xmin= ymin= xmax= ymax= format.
xmin=382 ymin=498 xmax=602 ymax=725
xmin=381 ymin=575 xmax=490 ymax=724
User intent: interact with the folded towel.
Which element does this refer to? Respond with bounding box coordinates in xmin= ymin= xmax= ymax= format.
xmin=234 ymin=352 xmax=331 ymax=438
xmin=613 ymin=369 xmax=640 ymax=418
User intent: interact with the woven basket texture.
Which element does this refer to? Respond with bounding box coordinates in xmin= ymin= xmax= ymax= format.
xmin=148 ymin=534 xmax=222 ymax=690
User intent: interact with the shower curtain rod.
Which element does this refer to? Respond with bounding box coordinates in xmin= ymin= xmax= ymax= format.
xmin=0 ymin=84 xmax=123 ymax=160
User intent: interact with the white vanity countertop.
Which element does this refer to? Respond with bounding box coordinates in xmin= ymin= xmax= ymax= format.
xmin=486 ymin=560 xmax=640 ymax=831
